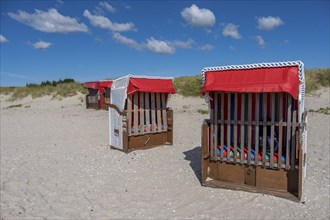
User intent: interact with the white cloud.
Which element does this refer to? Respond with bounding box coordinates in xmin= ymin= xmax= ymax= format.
xmin=200 ymin=44 xmax=214 ymax=51
xmin=255 ymin=35 xmax=266 ymax=48
xmin=229 ymin=46 xmax=236 ymax=51
xmin=55 ymin=0 xmax=64 ymax=8
xmin=171 ymin=39 xmax=195 ymax=49
xmin=223 ymin=23 xmax=241 ymax=39
xmin=8 ymin=8 xmax=88 ymax=33
xmin=146 ymin=37 xmax=175 ymax=54
xmin=113 ymin=33 xmax=142 ymax=50
xmin=113 ymin=34 xmax=194 ymax=55
xmin=0 ymin=34 xmax=8 ymax=43
xmin=32 ymin=40 xmax=52 ymax=50
xmin=83 ymin=10 xmax=135 ymax=32
xmin=181 ymin=4 xmax=215 ymax=28
xmin=99 ymin=1 xmax=116 ymax=13
xmin=257 ymin=16 xmax=284 ymax=30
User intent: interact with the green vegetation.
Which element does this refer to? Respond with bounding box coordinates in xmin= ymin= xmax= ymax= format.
xmin=305 ymin=68 xmax=330 ymax=93
xmin=182 ymin=105 xmax=190 ymax=109
xmin=6 ymin=104 xmax=23 ymax=109
xmin=0 ymin=79 xmax=86 ymax=101
xmin=174 ymin=75 xmax=202 ymax=97
xmin=197 ymin=109 xmax=209 ymax=114
xmin=309 ymin=107 xmax=330 ymax=115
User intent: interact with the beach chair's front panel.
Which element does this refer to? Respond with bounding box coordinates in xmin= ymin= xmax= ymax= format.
xmin=109 ymin=107 xmax=124 ymax=150
xmin=86 ymin=89 xmax=100 ymax=109
xmin=125 ymin=92 xmax=173 ymax=151
xmin=202 ymin=91 xmax=305 ymax=201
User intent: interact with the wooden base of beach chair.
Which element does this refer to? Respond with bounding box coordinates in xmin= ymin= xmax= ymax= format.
xmin=201 ymin=121 xmax=303 ymax=202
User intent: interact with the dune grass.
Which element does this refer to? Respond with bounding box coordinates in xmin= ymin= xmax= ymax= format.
xmin=174 ymin=75 xmax=202 ymax=97
xmin=305 ymin=68 xmax=330 ymax=93
xmin=0 ymin=83 xmax=86 ymax=101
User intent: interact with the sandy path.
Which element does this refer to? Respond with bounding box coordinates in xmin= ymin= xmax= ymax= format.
xmin=0 ymin=90 xmax=329 ymax=219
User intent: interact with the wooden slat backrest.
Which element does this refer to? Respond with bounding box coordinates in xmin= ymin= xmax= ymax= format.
xmin=254 ymin=93 xmax=260 ymax=165
xmin=156 ymin=93 xmax=162 ymax=132
xmin=270 ymin=93 xmax=275 ymax=168
xmin=240 ymin=94 xmax=245 ymax=164
xmin=208 ymin=91 xmax=300 ymax=170
xmin=247 ymin=93 xmax=252 ymax=165
xmin=139 ymin=92 xmax=145 ymax=134
xmin=210 ymin=92 xmax=214 ymax=159
xmin=278 ymin=93 xmax=284 ymax=168
xmin=127 ymin=95 xmax=133 ymax=135
xmin=286 ymin=95 xmax=292 ymax=169
xmin=227 ymin=92 xmax=231 ymax=161
xmin=151 ymin=93 xmax=156 ymax=133
xmin=262 ymin=93 xmax=267 ymax=167
xmin=161 ymin=93 xmax=168 ymax=131
xmin=133 ymin=93 xmax=139 ymax=134
xmin=126 ymin=92 xmax=171 ymax=136
xmin=233 ymin=93 xmax=238 ymax=162
xmin=214 ymin=92 xmax=218 ymax=159
xmin=291 ymin=110 xmax=297 ymax=170
xmin=145 ymin=93 xmax=150 ymax=133
xmin=220 ymin=92 xmax=225 ymax=159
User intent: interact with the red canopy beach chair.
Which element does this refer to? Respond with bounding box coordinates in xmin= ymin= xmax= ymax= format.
xmin=83 ymin=81 xmax=100 ymax=109
xmin=201 ymin=61 xmax=307 ymax=201
xmin=109 ymin=75 xmax=176 ymax=152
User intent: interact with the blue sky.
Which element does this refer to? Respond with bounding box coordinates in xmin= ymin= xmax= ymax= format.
xmin=1 ymin=0 xmax=329 ymax=86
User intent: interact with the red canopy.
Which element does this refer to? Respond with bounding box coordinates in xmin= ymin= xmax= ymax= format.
xmin=202 ymin=66 xmax=299 ymax=99
xmin=83 ymin=81 xmax=99 ymax=89
xmin=99 ymin=81 xmax=113 ymax=88
xmin=127 ymin=78 xmax=176 ymax=95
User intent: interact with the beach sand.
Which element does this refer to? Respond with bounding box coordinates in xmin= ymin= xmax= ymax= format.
xmin=0 ymin=89 xmax=329 ymax=219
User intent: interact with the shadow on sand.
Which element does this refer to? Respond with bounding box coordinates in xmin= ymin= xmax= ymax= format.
xmin=183 ymin=146 xmax=202 ymax=184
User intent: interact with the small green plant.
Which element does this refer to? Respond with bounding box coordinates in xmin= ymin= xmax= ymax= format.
xmin=6 ymin=104 xmax=23 ymax=109
xmin=197 ymin=109 xmax=209 ymax=114
xmin=309 ymin=107 xmax=330 ymax=115
xmin=182 ymin=105 xmax=190 ymax=109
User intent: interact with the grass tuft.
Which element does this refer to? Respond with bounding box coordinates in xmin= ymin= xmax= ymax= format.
xmin=197 ymin=109 xmax=209 ymax=114
xmin=309 ymin=107 xmax=330 ymax=115
xmin=6 ymin=104 xmax=23 ymax=109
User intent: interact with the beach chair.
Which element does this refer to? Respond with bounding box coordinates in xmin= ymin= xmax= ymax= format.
xmin=83 ymin=81 xmax=100 ymax=109
xmin=109 ymin=75 xmax=175 ymax=152
xmin=201 ymin=61 xmax=307 ymax=201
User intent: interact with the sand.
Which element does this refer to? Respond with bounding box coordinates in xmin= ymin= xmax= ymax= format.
xmin=0 ymin=89 xmax=329 ymax=219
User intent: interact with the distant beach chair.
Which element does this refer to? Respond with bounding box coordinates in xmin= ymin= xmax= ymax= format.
xmin=109 ymin=75 xmax=175 ymax=152
xmin=83 ymin=81 xmax=100 ymax=110
xmin=200 ymin=61 xmax=307 ymax=201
